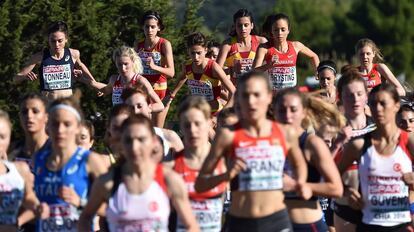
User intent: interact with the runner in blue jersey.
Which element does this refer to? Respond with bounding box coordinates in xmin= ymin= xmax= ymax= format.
xmin=14 ymin=21 xmax=97 ymax=101
xmin=34 ymin=95 xmax=107 ymax=232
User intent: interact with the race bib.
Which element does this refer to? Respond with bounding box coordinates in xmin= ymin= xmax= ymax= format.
xmin=113 ymin=218 xmax=167 ymax=232
xmin=233 ymin=58 xmax=253 ymax=79
xmin=268 ymin=66 xmax=297 ymax=90
xmin=112 ymin=86 xmax=123 ymax=105
xmin=140 ymin=51 xmax=162 ymax=75
xmin=38 ymin=204 xmax=79 ymax=232
xmin=366 ymin=175 xmax=410 ymax=223
xmin=235 ymin=141 xmax=285 ymax=191
xmin=42 ymin=64 xmax=72 ymax=90
xmin=177 ymin=198 xmax=223 ymax=232
xmin=187 ymin=79 xmax=214 ymax=101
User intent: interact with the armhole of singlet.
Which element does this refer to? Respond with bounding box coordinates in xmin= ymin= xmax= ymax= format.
xmin=110 ymin=165 xmax=123 ymax=197
xmin=251 ymin=35 xmax=259 ymax=51
xmin=158 ymin=37 xmax=166 ymax=56
xmin=361 ymin=132 xmax=372 ymax=156
xmin=398 ymin=130 xmax=412 ymax=161
xmin=287 ymin=41 xmax=296 ymax=54
xmin=154 ymin=164 xmax=168 ymax=193
xmin=272 ymin=122 xmax=288 ymax=156
xmin=172 ymin=151 xmax=184 ymax=171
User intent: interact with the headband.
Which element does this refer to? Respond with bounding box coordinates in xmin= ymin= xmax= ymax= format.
xmin=145 ymin=15 xmax=159 ymax=21
xmin=49 ymin=104 xmax=81 ymax=121
xmin=317 ymin=65 xmax=336 ymax=74
xmin=401 ymin=99 xmax=414 ymax=111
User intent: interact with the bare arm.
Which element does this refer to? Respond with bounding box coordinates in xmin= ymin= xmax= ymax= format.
xmin=377 ymin=63 xmax=405 ymax=96
xmin=93 ymin=75 xmax=116 ymax=96
xmin=163 ymin=128 xmax=184 ymax=153
xmin=212 ymin=62 xmax=235 ymax=108
xmin=293 ymin=41 xmax=320 ymax=74
xmin=282 ymin=125 xmax=307 ymax=184
xmin=137 ymin=76 xmax=164 ymax=113
xmin=17 ymin=162 xmax=49 ymax=225
xmin=71 ymin=49 xmax=97 ymax=85
xmin=164 ymin=168 xmax=200 ymax=232
xmin=337 ymin=138 xmax=363 ymax=175
xmin=252 ymin=45 xmax=272 ymax=71
xmin=149 ymin=40 xmax=175 ymax=78
xmin=306 ymin=135 xmax=343 ymax=198
xmin=169 ymin=64 xmax=188 ymax=97
xmin=78 ymin=173 xmax=112 ymax=231
xmin=195 ymin=128 xmax=237 ymax=193
xmin=87 ymin=152 xmax=109 ymax=179
xmin=14 ymin=52 xmax=42 ymax=83
xmin=216 ymin=40 xmax=232 ymax=67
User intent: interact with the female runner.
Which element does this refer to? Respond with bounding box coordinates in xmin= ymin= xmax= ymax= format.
xmin=14 ymin=21 xmax=96 ymax=100
xmin=93 ymin=45 xmax=164 ymax=112
xmin=253 ymin=13 xmax=319 ymax=91
xmin=169 ymin=32 xmax=235 ymax=115
xmin=398 ymin=104 xmax=414 ymax=133
xmin=76 ymin=120 xmax=95 ymax=150
xmin=333 ymin=66 xmax=377 ymax=232
xmin=10 ymin=93 xmax=49 ymax=169
xmin=317 ymin=60 xmax=338 ymax=104
xmin=338 ymin=83 xmax=414 ymax=232
xmin=136 ymin=10 xmax=175 ymax=127
xmin=33 ymin=95 xmax=107 ymax=231
xmin=216 ymin=9 xmax=267 ymax=85
xmin=164 ymin=96 xmax=227 ymax=231
xmin=356 ymin=38 xmax=405 ymax=96
xmin=206 ymin=41 xmax=220 ymax=61
xmin=273 ymin=88 xmax=343 ymax=231
xmin=0 ymin=110 xmax=49 ymax=232
xmin=195 ymin=71 xmax=310 ymax=232
xmin=78 ymin=114 xmax=199 ymax=231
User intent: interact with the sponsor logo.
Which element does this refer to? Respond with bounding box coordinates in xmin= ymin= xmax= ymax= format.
xmin=66 ymin=164 xmax=78 ymax=175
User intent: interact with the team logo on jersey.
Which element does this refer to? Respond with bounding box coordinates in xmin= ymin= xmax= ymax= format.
xmin=65 ymin=55 xmax=70 ymax=62
xmin=66 ymin=164 xmax=79 ymax=175
xmin=271 ymin=55 xmax=279 ymax=64
xmin=393 ymin=163 xmax=401 ymax=172
xmin=153 ymin=52 xmax=161 ymax=61
xmin=148 ymin=201 xmax=159 ymax=212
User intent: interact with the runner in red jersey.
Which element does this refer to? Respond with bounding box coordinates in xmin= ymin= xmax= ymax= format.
xmin=253 ymin=13 xmax=319 ymax=91
xmin=216 ymin=9 xmax=267 ymax=85
xmin=356 ymin=38 xmax=405 ymax=96
xmin=136 ymin=11 xmax=175 ymax=128
xmin=92 ymin=46 xmax=164 ymax=111
xmin=164 ymin=96 xmax=226 ymax=232
xmin=169 ymin=32 xmax=235 ymax=116
xmin=195 ymin=71 xmax=311 ymax=232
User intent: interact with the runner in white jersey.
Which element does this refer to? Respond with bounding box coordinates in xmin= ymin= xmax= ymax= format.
xmin=78 ymin=115 xmax=200 ymax=231
xmin=338 ymin=84 xmax=414 ymax=232
xmin=0 ymin=110 xmax=49 ymax=231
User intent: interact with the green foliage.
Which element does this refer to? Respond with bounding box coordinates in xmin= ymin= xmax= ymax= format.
xmin=0 ymin=0 xmax=205 ymax=150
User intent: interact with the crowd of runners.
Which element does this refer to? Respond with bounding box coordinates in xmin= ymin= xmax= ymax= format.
xmin=1 ymin=8 xmax=414 ymax=232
